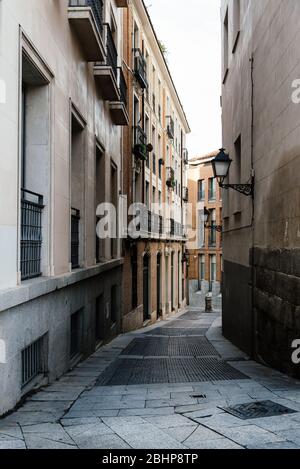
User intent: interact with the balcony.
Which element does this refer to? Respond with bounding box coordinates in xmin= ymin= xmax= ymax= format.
xmin=133 ymin=125 xmax=147 ymax=160
xmin=134 ymin=49 xmax=148 ymax=90
xmin=170 ymin=218 xmax=175 ymax=236
xmin=183 ymin=148 xmax=189 ymax=165
xmin=110 ymin=68 xmax=129 ymax=125
xmin=182 ymin=186 xmax=189 ymax=202
xmin=166 ymin=167 xmax=175 ymax=189
xmin=68 ymin=0 xmax=105 ymax=62
xmin=115 ymin=0 xmax=129 ymax=6
xmin=21 ymin=189 xmax=44 ymax=281
xmin=94 ymin=23 xmax=119 ymax=101
xmin=71 ymin=208 xmax=80 ymax=269
xmin=166 ymin=116 xmax=174 ymax=140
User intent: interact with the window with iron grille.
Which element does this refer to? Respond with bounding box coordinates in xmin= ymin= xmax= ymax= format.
xmin=21 ymin=336 xmax=46 ymax=388
xmin=21 ymin=189 xmax=44 ymax=281
xmin=71 ymin=208 xmax=80 ymax=269
xmin=70 ymin=310 xmax=83 ymax=359
xmin=197 ymin=180 xmax=205 ymax=201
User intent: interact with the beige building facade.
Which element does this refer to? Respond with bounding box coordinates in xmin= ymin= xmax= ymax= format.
xmin=0 ymin=0 xmax=128 ymax=415
xmin=121 ymin=0 xmax=190 ymax=332
xmin=221 ymin=0 xmax=300 ymax=377
xmin=188 ymin=152 xmax=223 ymax=309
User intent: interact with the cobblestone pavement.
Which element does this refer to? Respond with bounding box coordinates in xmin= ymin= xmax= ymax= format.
xmin=1 ymin=309 xmax=300 ymax=449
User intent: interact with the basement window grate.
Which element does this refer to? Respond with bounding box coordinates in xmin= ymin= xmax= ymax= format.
xmin=21 ymin=336 xmax=45 ymax=388
xmin=221 ymin=400 xmax=297 ymax=420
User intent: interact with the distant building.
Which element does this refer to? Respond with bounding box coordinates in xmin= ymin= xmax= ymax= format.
xmin=187 ymin=152 xmax=223 ymax=309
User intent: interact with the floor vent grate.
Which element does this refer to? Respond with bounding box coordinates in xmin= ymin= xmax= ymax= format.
xmin=221 ymin=400 xmax=297 ymax=420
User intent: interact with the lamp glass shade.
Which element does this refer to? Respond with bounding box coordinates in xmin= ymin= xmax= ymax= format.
xmin=212 ymin=149 xmax=232 ymax=182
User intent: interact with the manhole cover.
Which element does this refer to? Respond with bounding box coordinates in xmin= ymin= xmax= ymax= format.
xmin=144 ymin=328 xmax=208 ymax=337
xmin=121 ymin=337 xmax=218 ymax=357
xmin=221 ymin=400 xmax=297 ymax=420
xmin=96 ymin=357 xmax=248 ymax=386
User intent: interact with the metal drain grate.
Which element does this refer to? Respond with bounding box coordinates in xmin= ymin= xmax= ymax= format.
xmin=121 ymin=337 xmax=218 ymax=357
xmin=144 ymin=328 xmax=208 ymax=337
xmin=221 ymin=400 xmax=297 ymax=420
xmin=96 ymin=357 xmax=248 ymax=386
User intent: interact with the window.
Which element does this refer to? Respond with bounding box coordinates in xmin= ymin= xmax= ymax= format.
xmin=209 ymin=209 xmax=217 ymax=246
xmin=209 ymin=255 xmax=217 ymax=291
xmin=152 ymin=153 xmax=156 ymax=175
xmin=95 ymin=295 xmax=104 ymax=343
xmin=131 ymin=245 xmax=138 ymax=309
xmin=152 ymin=187 xmax=156 ymax=205
xmin=198 ymin=180 xmax=205 ymax=201
xmin=209 ymin=178 xmax=216 ymax=201
xmin=198 ymin=210 xmax=205 ymax=248
xmin=235 ymin=135 xmax=242 ymax=183
xmin=110 ymin=162 xmax=118 ymax=259
xmin=199 ymin=254 xmax=206 ymax=288
xmin=96 ymin=145 xmax=105 ymax=263
xmin=21 ymin=335 xmax=46 ymax=388
xmin=146 ymin=181 xmax=150 ymax=209
xmin=232 ymin=0 xmax=240 ymax=52
xmin=222 ymin=8 xmax=229 ymax=83
xmin=70 ymin=310 xmax=83 ymax=359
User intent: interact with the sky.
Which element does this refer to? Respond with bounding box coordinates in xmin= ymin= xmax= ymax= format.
xmin=146 ymin=0 xmax=222 ymax=158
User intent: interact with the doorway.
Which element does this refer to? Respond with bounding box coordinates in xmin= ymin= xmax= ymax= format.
xmin=143 ymin=255 xmax=150 ymax=321
xmin=157 ymin=253 xmax=162 ymax=317
xmin=171 ymin=252 xmax=174 ymax=311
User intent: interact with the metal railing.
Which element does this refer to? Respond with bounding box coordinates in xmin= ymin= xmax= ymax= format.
xmin=134 ymin=48 xmax=148 ymax=89
xmin=69 ymin=0 xmax=104 ymax=35
xmin=133 ymin=125 xmax=147 ymax=160
xmin=159 ymin=215 xmax=163 ymax=235
xmin=21 ymin=336 xmax=44 ymax=388
xmin=104 ymin=23 xmax=118 ymax=80
xmin=71 ymin=208 xmax=80 ymax=269
xmin=119 ymin=67 xmax=127 ymax=107
xmin=166 ymin=167 xmax=175 ymax=188
xmin=21 ymin=189 xmax=44 ymax=281
xmin=182 ymin=186 xmax=189 ymax=202
xmin=166 ymin=116 xmax=174 ymax=139
xmin=170 ymin=218 xmax=175 ymax=236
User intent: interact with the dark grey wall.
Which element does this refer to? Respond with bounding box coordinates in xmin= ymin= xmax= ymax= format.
xmin=253 ymin=247 xmax=300 ymax=379
xmin=222 ymin=259 xmax=253 ymax=356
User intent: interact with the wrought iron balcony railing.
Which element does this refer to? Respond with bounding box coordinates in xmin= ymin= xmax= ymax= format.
xmin=133 ymin=125 xmax=147 ymax=160
xmin=21 ymin=189 xmax=44 ymax=281
xmin=170 ymin=218 xmax=175 ymax=236
xmin=166 ymin=167 xmax=175 ymax=189
xmin=182 ymin=186 xmax=189 ymax=202
xmin=183 ymin=148 xmax=189 ymax=165
xmin=119 ymin=67 xmax=127 ymax=107
xmin=69 ymin=0 xmax=104 ymax=35
xmin=166 ymin=116 xmax=174 ymax=140
xmin=104 ymin=23 xmax=118 ymax=81
xmin=134 ymin=49 xmax=148 ymax=89
xmin=71 ymin=208 xmax=80 ymax=269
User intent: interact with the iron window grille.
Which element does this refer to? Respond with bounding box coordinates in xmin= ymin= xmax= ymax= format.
xmin=133 ymin=48 xmax=148 ymax=89
xmin=159 ymin=215 xmax=163 ymax=235
xmin=119 ymin=67 xmax=128 ymax=108
xmin=21 ymin=336 xmax=46 ymax=388
xmin=21 ymin=189 xmax=44 ymax=281
xmin=133 ymin=125 xmax=147 ymax=160
xmin=166 ymin=116 xmax=174 ymax=140
xmin=166 ymin=167 xmax=175 ymax=189
xmin=170 ymin=218 xmax=175 ymax=236
xmin=71 ymin=208 xmax=80 ymax=269
xmin=103 ymin=23 xmax=118 ymax=81
xmin=69 ymin=0 xmax=104 ymax=35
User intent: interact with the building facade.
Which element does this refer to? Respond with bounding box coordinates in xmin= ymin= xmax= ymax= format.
xmin=121 ymin=0 xmax=190 ymax=332
xmin=0 ymin=0 xmax=129 ymax=415
xmin=187 ymin=152 xmax=223 ymax=309
xmin=221 ymin=0 xmax=300 ymax=377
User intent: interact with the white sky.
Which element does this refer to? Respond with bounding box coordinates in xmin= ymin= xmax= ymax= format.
xmin=146 ymin=0 xmax=222 ymax=158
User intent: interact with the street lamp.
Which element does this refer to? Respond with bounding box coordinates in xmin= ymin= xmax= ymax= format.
xmin=203 ymin=207 xmax=222 ymax=233
xmin=211 ymin=148 xmax=254 ymax=197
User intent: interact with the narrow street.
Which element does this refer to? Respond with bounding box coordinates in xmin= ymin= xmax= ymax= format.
xmin=2 ymin=309 xmax=300 ymax=450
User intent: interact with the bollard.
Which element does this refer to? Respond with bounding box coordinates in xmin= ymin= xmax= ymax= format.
xmin=205 ymin=295 xmax=212 ymax=312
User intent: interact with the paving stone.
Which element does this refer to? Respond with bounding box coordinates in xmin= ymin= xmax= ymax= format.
xmin=276 ymin=428 xmax=300 ymax=445
xmin=21 ymin=423 xmax=75 ymax=446
xmin=65 ymin=422 xmax=113 ymax=442
xmin=196 ymin=412 xmax=251 ymax=428
xmin=24 ymin=436 xmax=76 ymax=449
xmin=247 ymin=441 xmax=299 ymax=449
xmin=0 ymin=440 xmax=26 ymax=449
xmin=248 ymin=415 xmax=300 ymax=432
xmin=217 ymin=425 xmax=284 ymax=446
xmin=186 ymin=438 xmax=243 ymax=449
xmin=17 ymin=401 xmax=72 ymax=413
xmin=161 ymin=426 xmax=198 ymax=443
xmin=4 ymin=411 xmax=62 ymax=425
xmin=145 ymin=398 xmax=198 ymax=408
xmin=183 ymin=425 xmax=223 ymax=446
xmin=108 ymin=422 xmax=186 ymax=449
xmin=143 ymin=414 xmax=196 ymax=429
xmin=0 ymin=423 xmax=23 ymax=440
xmin=61 ymin=417 xmax=101 ymax=427
xmin=73 ymin=433 xmax=131 ymax=449
xmin=64 ymin=409 xmax=119 ymax=418
xmin=29 ymin=391 xmax=80 ymax=402
xmin=175 ymin=400 xmax=228 ymax=415
xmin=118 ymin=407 xmax=175 ymax=417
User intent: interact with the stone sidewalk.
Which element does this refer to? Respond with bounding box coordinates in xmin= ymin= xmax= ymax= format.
xmin=1 ymin=309 xmax=300 ymax=449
